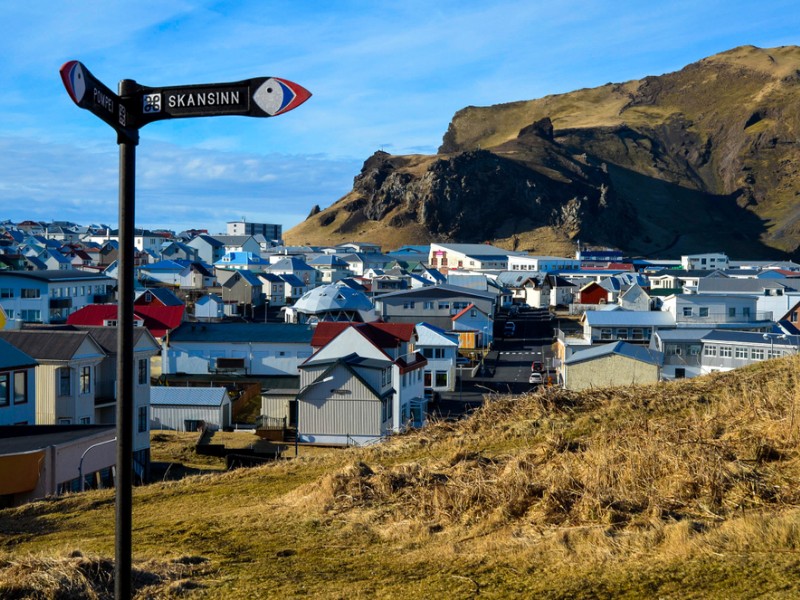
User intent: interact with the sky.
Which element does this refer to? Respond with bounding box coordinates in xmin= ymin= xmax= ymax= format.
xmin=1 ymin=1 xmax=798 ymax=236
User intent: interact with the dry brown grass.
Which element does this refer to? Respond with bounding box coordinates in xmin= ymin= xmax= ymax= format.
xmin=0 ymin=550 xmax=211 ymax=599
xmin=4 ymin=357 xmax=800 ymax=597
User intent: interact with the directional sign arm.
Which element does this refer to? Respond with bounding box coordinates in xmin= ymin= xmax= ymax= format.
xmin=59 ymin=61 xmax=137 ymax=142
xmin=134 ymin=77 xmax=311 ymax=127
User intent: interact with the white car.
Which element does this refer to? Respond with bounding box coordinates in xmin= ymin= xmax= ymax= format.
xmin=528 ymin=372 xmax=543 ymax=385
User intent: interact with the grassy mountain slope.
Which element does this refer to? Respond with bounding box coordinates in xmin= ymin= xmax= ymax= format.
xmin=3 ymin=358 xmax=800 ymax=598
xmin=287 ymin=46 xmax=800 ymax=257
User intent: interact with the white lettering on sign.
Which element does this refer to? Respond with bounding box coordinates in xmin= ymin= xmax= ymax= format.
xmin=143 ymin=93 xmax=162 ymax=114
xmin=167 ymin=90 xmax=241 ymax=109
xmin=118 ymin=104 xmax=126 ymax=127
xmin=93 ymin=88 xmax=114 ymax=113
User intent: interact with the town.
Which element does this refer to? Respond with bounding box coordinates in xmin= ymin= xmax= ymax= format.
xmin=1 ymin=217 xmax=799 ymax=506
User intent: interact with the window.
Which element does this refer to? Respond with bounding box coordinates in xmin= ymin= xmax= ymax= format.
xmin=59 ymin=368 xmax=71 ymax=396
xmin=720 ymin=346 xmax=732 ymax=358
xmin=381 ymin=368 xmax=390 ymax=387
xmin=20 ymin=310 xmax=41 ymax=323
xmin=0 ymin=373 xmax=8 ymax=407
xmin=382 ymin=397 xmax=393 ymax=422
xmin=422 ymin=348 xmax=433 ymax=359
xmin=438 ymin=302 xmax=450 ymax=310
xmin=704 ymin=345 xmax=717 ymax=357
xmin=600 ymin=328 xmax=612 ymax=340
xmin=743 ymin=307 xmax=751 ymax=318
xmin=667 ymin=346 xmax=682 ymax=356
xmin=729 ymin=307 xmax=736 ymax=318
xmin=735 ymin=347 xmax=747 ymax=359
xmin=616 ymin=328 xmax=628 ymax=340
xmin=138 ymin=359 xmax=148 ymax=385
xmin=14 ymin=372 xmax=27 ymax=404
xmin=699 ymin=307 xmax=709 ymax=317
xmin=631 ymin=328 xmax=644 ymax=340
xmin=675 ymin=368 xmax=686 ymax=379
xmin=0 ymin=288 xmax=13 ymax=298
xmin=80 ymin=417 xmax=91 ymax=425
xmin=80 ymin=366 xmax=91 ymax=394
xmin=423 ymin=301 xmax=434 ymax=310
xmin=751 ymin=348 xmax=764 ymax=361
xmin=138 ymin=406 xmax=148 ymax=433
xmin=682 ymin=307 xmax=693 ymax=317
xmin=20 ymin=288 xmax=40 ymax=299
xmin=58 ymin=418 xmax=72 ymax=425
xmin=402 ymin=301 xmax=415 ymax=309
xmin=435 ymin=371 xmax=448 ymax=387
xmin=689 ymin=345 xmax=701 ymax=356
xmin=424 ymin=371 xmax=432 ymax=387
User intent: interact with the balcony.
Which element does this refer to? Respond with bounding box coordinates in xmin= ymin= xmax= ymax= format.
xmin=49 ymin=297 xmax=72 ymax=309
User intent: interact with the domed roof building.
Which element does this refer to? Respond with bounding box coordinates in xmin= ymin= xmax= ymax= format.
xmin=286 ymin=283 xmax=376 ymax=324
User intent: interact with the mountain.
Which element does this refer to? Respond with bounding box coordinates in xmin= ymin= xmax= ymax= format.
xmin=285 ymin=45 xmax=800 ymax=258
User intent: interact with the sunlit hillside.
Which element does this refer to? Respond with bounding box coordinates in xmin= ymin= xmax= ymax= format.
xmin=3 ymin=357 xmax=800 ymax=598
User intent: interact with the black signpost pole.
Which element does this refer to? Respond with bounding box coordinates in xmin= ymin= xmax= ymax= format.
xmin=115 ymin=79 xmax=138 ymax=600
xmin=60 ymin=60 xmax=309 ymax=600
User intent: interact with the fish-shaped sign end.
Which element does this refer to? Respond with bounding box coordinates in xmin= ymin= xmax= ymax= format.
xmin=60 ymin=60 xmax=87 ymax=105
xmin=253 ymin=78 xmax=311 ymax=116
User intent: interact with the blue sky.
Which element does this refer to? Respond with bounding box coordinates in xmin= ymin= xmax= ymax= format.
xmin=1 ymin=1 xmax=798 ymax=235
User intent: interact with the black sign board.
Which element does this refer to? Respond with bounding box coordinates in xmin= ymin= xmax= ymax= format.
xmin=60 ymin=61 xmax=136 ymax=141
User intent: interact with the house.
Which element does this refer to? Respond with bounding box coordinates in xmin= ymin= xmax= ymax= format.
xmin=0 ymin=269 xmax=116 ymax=325
xmin=699 ymin=330 xmax=800 ymax=375
xmin=0 ymin=329 xmax=106 ymax=426
xmin=413 ymin=322 xmax=460 ymax=392
xmin=618 ymin=283 xmax=652 ymax=311
xmin=220 ymin=270 xmax=264 ymax=317
xmin=137 ymin=259 xmax=186 ymax=286
xmin=561 ymin=341 xmax=663 ymax=391
xmin=649 ymin=329 xmax=712 ymax=380
xmin=373 ymin=284 xmax=497 ymax=330
xmin=162 ymin=322 xmax=315 ymax=378
xmin=0 ymin=337 xmax=37 ymax=425
xmin=576 ymin=281 xmax=611 ymax=306
xmin=214 ymin=251 xmax=269 ymax=273
xmin=507 ymin=255 xmax=581 ymax=272
xmin=451 ymin=303 xmax=494 ymax=352
xmin=660 ymin=294 xmax=772 ymax=330
xmin=226 ymin=220 xmax=282 ymax=242
xmin=209 ymin=235 xmax=262 ymax=256
xmin=177 ymin=262 xmax=215 ymax=290
xmin=308 ymin=254 xmax=351 ymax=283
xmin=187 ymin=234 xmax=226 ymax=265
xmin=681 ymin=252 xmax=729 ymax=271
xmin=194 ymin=293 xmax=225 ymax=321
xmin=428 ymin=243 xmax=512 ymax=271
xmin=266 ymin=256 xmax=319 ymax=286
xmin=258 ymin=273 xmax=287 ymax=307
xmin=150 ymin=386 xmax=231 ymax=432
xmin=581 ymin=310 xmax=676 ymax=344
xmin=0 ymin=424 xmax=116 ymax=506
xmin=278 ymin=274 xmax=309 ymax=304
xmin=159 ymin=240 xmax=199 ymax=263
xmin=298 ymin=321 xmax=428 ymax=444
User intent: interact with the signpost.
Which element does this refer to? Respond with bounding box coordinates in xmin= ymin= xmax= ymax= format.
xmin=59 ymin=60 xmax=310 ymax=600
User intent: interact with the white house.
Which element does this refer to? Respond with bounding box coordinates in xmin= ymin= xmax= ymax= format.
xmin=162 ymin=322 xmax=315 ymax=377
xmin=150 ymin=386 xmax=231 ymax=432
xmin=413 ymin=322 xmax=460 ymax=392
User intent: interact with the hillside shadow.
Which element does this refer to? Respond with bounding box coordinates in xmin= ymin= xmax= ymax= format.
xmin=606 ymin=164 xmax=787 ymax=260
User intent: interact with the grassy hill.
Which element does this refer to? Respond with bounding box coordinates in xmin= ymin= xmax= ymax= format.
xmin=3 ymin=358 xmax=800 ymax=598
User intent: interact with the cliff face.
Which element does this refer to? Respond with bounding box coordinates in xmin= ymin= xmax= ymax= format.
xmin=286 ymin=45 xmax=800 ymax=258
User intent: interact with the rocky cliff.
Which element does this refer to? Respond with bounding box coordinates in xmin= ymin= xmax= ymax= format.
xmin=286 ymin=45 xmax=800 ymax=258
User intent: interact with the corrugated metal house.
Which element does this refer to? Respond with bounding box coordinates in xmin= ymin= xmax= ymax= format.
xmin=150 ymin=386 xmax=231 ymax=431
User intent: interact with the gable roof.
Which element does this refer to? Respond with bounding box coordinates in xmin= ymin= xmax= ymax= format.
xmin=0 ymin=337 xmax=37 ymax=369
xmin=67 ymin=304 xmax=184 ymax=338
xmin=0 ymin=330 xmax=104 ymax=361
xmin=150 ymin=386 xmax=229 ymax=407
xmin=415 ymin=322 xmax=459 ymax=347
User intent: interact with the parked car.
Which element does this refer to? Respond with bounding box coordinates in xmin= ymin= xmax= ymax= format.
xmin=531 ymin=361 xmax=544 ymax=373
xmin=528 ymin=372 xmax=543 ymax=385
xmin=503 ymin=321 xmax=516 ymax=336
